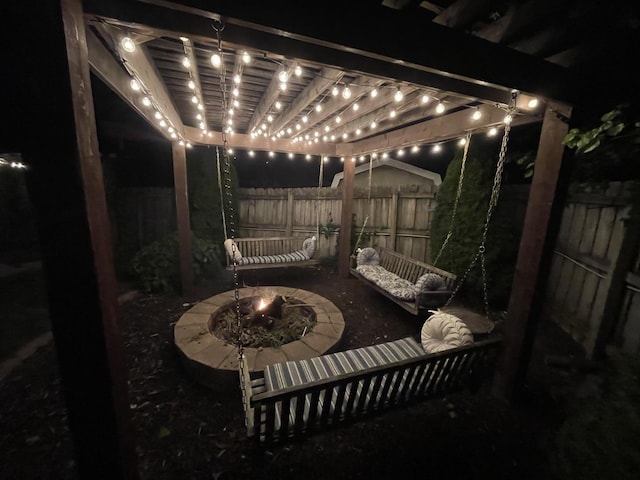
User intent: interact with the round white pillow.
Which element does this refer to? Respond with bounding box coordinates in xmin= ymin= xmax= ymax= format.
xmin=223 ymin=239 xmax=242 ymax=261
xmin=421 ymin=310 xmax=473 ymax=353
xmin=303 ymin=236 xmax=316 ymax=258
xmin=356 ymin=247 xmax=380 ymax=266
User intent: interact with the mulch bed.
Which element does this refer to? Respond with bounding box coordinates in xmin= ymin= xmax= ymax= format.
xmin=0 ymin=266 xmax=587 ymax=479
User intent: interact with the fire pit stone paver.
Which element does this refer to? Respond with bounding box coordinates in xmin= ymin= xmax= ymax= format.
xmin=174 ymin=287 xmax=345 ymax=390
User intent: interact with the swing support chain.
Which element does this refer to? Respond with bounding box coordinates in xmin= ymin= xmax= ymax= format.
xmin=444 ymin=92 xmax=517 ymax=319
xmin=213 ymin=20 xmax=248 ymax=413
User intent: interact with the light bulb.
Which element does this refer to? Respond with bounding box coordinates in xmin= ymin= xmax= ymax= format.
xmin=210 ymin=53 xmax=221 ymax=68
xmin=389 ymin=110 xmax=396 ymax=118
xmin=186 ymin=143 xmax=192 ymax=148
xmin=275 ymin=101 xmax=282 ymax=110
xmin=306 ymin=154 xmax=311 ymax=160
xmin=191 ymin=95 xmax=198 ymax=103
xmin=335 ymin=116 xmax=341 ymax=124
xmin=154 ymin=111 xmax=162 ymax=120
xmin=233 ymin=100 xmax=240 ymax=108
xmin=397 ymin=148 xmax=405 ymax=156
xmin=142 ymin=97 xmax=151 ymax=107
xmin=432 ymin=144 xmax=442 ymax=153
xmin=504 ymin=114 xmax=513 ymax=124
xmin=370 ymin=121 xmax=377 ymax=129
xmin=304 ymin=134 xmax=310 ymax=140
xmin=436 ymin=103 xmax=445 ymax=114
xmin=330 ymin=135 xmax=336 ymax=141
xmin=411 ymin=145 xmax=419 ymax=153
xmin=342 ymin=133 xmax=348 ymax=139
xmin=302 ymin=116 xmax=308 ymax=123
xmin=372 ymin=153 xmax=378 ymax=158
xmin=280 ymin=82 xmax=287 ymax=91
xmin=288 ymin=153 xmax=294 ymax=159
xmin=382 ymin=152 xmax=388 ymax=159
xmin=120 ymin=36 xmax=136 ymax=53
xmin=323 ymin=135 xmax=328 ymax=141
xmin=342 ymin=85 xmax=352 ymax=99
xmin=227 ymin=118 xmax=233 ymax=125
xmin=170 ymin=132 xmax=177 ymax=139
xmin=332 ymin=86 xmax=339 ymax=96
xmin=421 ymin=94 xmax=430 ymax=104
xmin=188 ymin=80 xmax=195 ymax=90
xmin=294 ymin=65 xmax=302 ymax=77
xmin=278 ymin=70 xmax=288 ymax=83
xmin=394 ymin=89 xmax=403 ymax=102
xmin=315 ymin=104 xmax=322 ymax=112
xmin=242 ymin=51 xmax=251 ymax=64
xmin=199 ymin=122 xmax=205 ymax=129
xmin=359 ymin=155 xmax=365 ymax=161
xmin=130 ymin=79 xmax=140 ymax=91
xmin=458 ymin=138 xmax=467 ymax=146
xmin=370 ymin=88 xmax=378 ymax=98
xmin=488 ymin=127 xmax=498 ymax=136
xmin=197 ymin=104 xmax=203 ymax=111
xmin=314 ymin=131 xmax=319 ymax=137
xmin=472 ymin=109 xmax=482 ymax=120
xmin=229 ymin=108 xmax=234 ymax=115
xmin=196 ymin=114 xmax=202 ymax=120
xmin=528 ymin=98 xmax=539 ymax=108
xmin=233 ymin=75 xmax=241 ymax=84
xmin=249 ymin=150 xmax=255 ymax=157
xmin=267 ymin=115 xmax=273 ymax=122
xmin=232 ymin=87 xmax=239 ymax=97
xmin=182 ymin=57 xmax=190 ymax=68
xmin=269 ymin=151 xmax=274 ymax=157
xmin=287 ymin=128 xmax=292 ymax=134
xmin=295 ymin=124 xmax=301 ymax=130
xmin=352 ymin=103 xmax=359 ymax=111
xmin=324 ymin=125 xmax=330 ymax=132
xmin=356 ymin=128 xmax=361 ymax=136
xmin=159 ymin=120 xmax=167 ymax=127
xmin=228 ymin=148 xmax=234 ymax=154
xmin=261 ymin=123 xmax=267 ymax=130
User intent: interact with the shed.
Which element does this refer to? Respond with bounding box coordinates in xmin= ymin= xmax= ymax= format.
xmin=330 ymin=157 xmax=441 ymax=191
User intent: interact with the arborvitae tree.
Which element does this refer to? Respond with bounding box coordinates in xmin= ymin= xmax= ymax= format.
xmin=430 ymin=143 xmax=522 ymax=311
xmin=187 ymin=146 xmax=240 ymax=253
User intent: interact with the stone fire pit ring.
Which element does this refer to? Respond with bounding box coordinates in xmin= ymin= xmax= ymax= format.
xmin=174 ymin=287 xmax=345 ymax=390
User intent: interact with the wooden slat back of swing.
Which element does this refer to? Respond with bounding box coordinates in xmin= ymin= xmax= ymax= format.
xmin=226 ymin=236 xmax=320 ymax=271
xmin=241 ymin=337 xmax=502 ymax=445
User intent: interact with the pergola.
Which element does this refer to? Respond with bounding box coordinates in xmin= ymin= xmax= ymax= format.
xmin=4 ymin=0 xmax=578 ymax=477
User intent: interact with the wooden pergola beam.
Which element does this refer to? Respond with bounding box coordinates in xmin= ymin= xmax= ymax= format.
xmin=338 ymin=103 xmax=541 ymax=156
xmin=185 ymin=126 xmax=338 ymax=156
xmin=433 ymin=0 xmax=499 ymax=29
xmin=94 ymin=22 xmax=185 ymax=136
xmin=475 ymin=0 xmax=560 ymax=44
xmin=86 ymin=27 xmax=170 ymax=140
xmin=269 ymin=67 xmax=342 ymax=134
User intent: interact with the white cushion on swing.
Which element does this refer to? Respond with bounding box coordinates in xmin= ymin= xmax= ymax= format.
xmin=223 ymin=239 xmax=242 ymax=261
xmin=356 ymin=247 xmax=380 ymax=266
xmin=355 ymin=264 xmax=417 ymax=300
xmin=415 ymin=273 xmax=447 ymax=292
xmin=302 ymin=236 xmax=316 ymax=258
xmin=420 ymin=310 xmax=473 ymax=354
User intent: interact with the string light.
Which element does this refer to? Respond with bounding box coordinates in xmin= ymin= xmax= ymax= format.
xmin=472 ymin=108 xmax=482 ymax=120
xmin=278 ymin=70 xmax=288 ymax=83
xmin=504 ymin=114 xmax=513 ymax=124
xmin=411 ymin=145 xmax=419 ymax=153
xmin=342 ymin=85 xmax=352 ymax=99
xmin=294 ymin=65 xmax=302 ymax=77
xmin=130 ymin=79 xmax=140 ymax=91
xmin=421 ymin=94 xmax=430 ymax=104
xmin=389 ymin=110 xmax=396 ymax=118
xmin=188 ymin=80 xmax=195 ymax=90
xmin=275 ymin=101 xmax=282 ymax=110
xmin=352 ymin=103 xmax=359 ymax=111
xmin=488 ymin=127 xmax=498 ymax=136
xmin=436 ymin=102 xmax=445 ymax=114
xmin=242 ymin=51 xmax=251 ymax=64
xmin=394 ymin=89 xmax=404 ymax=102
xmin=211 ymin=53 xmax=221 ymax=68
xmin=528 ymin=98 xmax=539 ymax=108
xmin=249 ymin=150 xmax=255 ymax=157
xmin=142 ymin=97 xmax=151 ymax=107
xmin=432 ymin=144 xmax=441 ymax=153
xmin=370 ymin=88 xmax=378 ymax=98
xmin=458 ymin=137 xmax=467 ymax=146
xmin=332 ymin=86 xmax=339 ymax=96
xmin=370 ymin=121 xmax=377 ymax=129
xmin=120 ymin=36 xmax=136 ymax=53
xmin=315 ymin=104 xmax=322 ymax=112
xmin=182 ymin=56 xmax=190 ymax=68
xmin=397 ymin=148 xmax=405 ymax=156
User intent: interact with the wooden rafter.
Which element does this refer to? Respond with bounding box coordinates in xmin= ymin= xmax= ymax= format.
xmin=433 ymin=0 xmax=499 ymax=29
xmin=181 ymin=38 xmax=209 ymax=132
xmin=269 ymin=67 xmax=342 ymax=135
xmin=247 ymin=64 xmax=297 ymax=133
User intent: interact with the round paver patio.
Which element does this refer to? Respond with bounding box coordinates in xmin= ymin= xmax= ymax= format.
xmin=174 ymin=286 xmax=345 ymax=390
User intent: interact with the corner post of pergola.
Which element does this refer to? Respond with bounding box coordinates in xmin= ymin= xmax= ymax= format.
xmin=492 ymin=99 xmax=572 ymax=401
xmin=10 ymin=0 xmax=140 ymax=477
xmin=172 ymin=141 xmax=194 ymax=298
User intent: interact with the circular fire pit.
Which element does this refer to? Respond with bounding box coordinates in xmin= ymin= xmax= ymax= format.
xmin=174 ymin=287 xmax=344 ymax=390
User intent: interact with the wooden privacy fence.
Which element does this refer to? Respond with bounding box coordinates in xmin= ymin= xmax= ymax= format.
xmin=544 ymin=181 xmax=640 ymax=357
xmin=235 ymin=186 xmax=437 ymax=263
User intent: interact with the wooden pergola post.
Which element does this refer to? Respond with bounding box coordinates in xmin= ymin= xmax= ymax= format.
xmin=339 ymin=156 xmax=356 ymax=277
xmin=2 ymin=0 xmax=139 ymax=477
xmin=172 ymin=141 xmax=194 ymax=298
xmin=492 ymin=100 xmax=572 ymax=401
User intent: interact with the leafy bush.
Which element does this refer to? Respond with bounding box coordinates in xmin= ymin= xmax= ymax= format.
xmin=552 ymin=352 xmax=640 ymax=479
xmin=130 ymin=232 xmax=223 ymax=293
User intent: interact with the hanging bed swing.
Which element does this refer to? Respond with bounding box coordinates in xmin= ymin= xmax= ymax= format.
xmin=348 ymin=151 xmax=457 ymax=314
xmin=210 ymin=22 xmax=503 ymax=445
xmin=217 ymin=145 xmax=320 ymax=271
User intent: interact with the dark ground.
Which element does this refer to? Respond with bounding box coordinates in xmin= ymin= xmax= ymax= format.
xmin=0 ymin=265 xmax=590 ymax=479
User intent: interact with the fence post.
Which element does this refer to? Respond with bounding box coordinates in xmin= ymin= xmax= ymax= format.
xmin=286 ymin=190 xmax=294 ymax=236
xmin=389 ymin=192 xmax=399 ymax=250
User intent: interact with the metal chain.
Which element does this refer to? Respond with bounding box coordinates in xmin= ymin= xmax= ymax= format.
xmin=444 ymin=92 xmax=517 ymax=317
xmin=352 ymin=155 xmax=373 ymax=255
xmin=433 ymin=131 xmax=471 ymax=266
xmin=213 ymin=20 xmax=247 ymax=409
xmin=316 ymin=156 xmax=323 ymax=239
